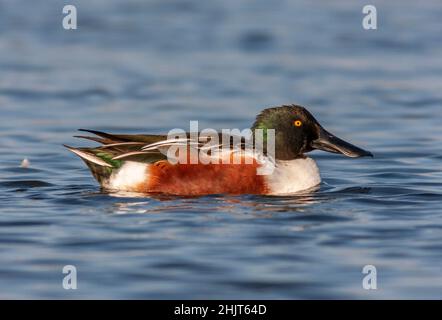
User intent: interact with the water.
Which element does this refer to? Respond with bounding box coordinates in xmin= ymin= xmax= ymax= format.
xmin=0 ymin=0 xmax=441 ymax=299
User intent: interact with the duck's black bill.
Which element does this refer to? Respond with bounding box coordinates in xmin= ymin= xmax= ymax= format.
xmin=312 ymin=127 xmax=373 ymax=158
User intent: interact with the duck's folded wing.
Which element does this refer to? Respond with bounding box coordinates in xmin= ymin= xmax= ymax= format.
xmin=71 ymin=129 xmax=255 ymax=164
xmin=76 ymin=129 xmax=167 ymax=145
xmin=71 ymin=129 xmax=168 ymax=164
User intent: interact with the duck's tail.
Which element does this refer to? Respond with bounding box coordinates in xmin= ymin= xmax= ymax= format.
xmin=64 ymin=145 xmax=120 ymax=185
xmin=64 ymin=129 xmax=168 ymax=187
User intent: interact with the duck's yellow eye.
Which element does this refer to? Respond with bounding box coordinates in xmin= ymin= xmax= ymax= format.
xmin=294 ymin=120 xmax=302 ymax=127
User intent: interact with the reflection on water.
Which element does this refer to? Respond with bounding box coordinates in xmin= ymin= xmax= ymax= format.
xmin=0 ymin=0 xmax=442 ymax=298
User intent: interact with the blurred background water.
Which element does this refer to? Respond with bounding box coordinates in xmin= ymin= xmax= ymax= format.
xmin=0 ymin=0 xmax=441 ymax=298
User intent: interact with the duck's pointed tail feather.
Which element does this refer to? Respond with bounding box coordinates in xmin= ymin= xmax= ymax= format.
xmin=64 ymin=145 xmax=113 ymax=167
xmin=64 ymin=145 xmax=118 ymax=185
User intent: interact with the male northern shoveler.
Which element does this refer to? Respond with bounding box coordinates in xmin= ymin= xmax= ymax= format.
xmin=65 ymin=105 xmax=372 ymax=196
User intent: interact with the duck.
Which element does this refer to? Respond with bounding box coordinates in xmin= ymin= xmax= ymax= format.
xmin=65 ymin=104 xmax=372 ymax=196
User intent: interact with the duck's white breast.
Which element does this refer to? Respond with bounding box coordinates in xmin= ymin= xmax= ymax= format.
xmin=265 ymin=157 xmax=321 ymax=195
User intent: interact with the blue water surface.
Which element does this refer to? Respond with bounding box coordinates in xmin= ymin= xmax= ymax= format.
xmin=0 ymin=0 xmax=441 ymax=298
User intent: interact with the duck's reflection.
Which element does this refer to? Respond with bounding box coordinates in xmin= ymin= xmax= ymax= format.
xmin=104 ymin=184 xmax=327 ymax=216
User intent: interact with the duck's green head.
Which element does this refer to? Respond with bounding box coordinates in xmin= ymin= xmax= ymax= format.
xmin=252 ymin=104 xmax=373 ymax=160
